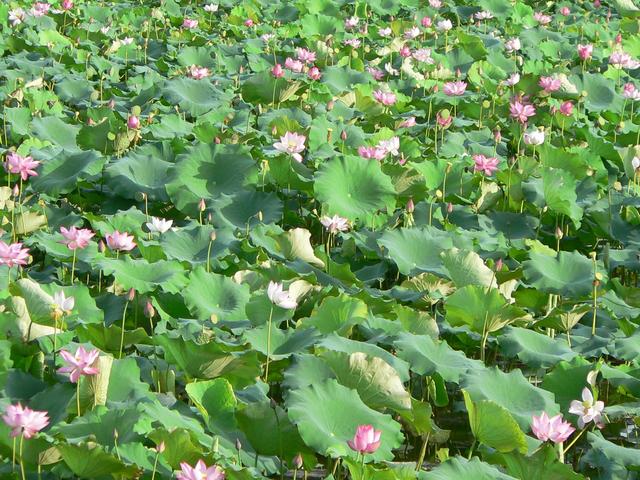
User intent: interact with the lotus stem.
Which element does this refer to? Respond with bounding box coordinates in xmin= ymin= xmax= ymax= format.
xmin=119 ymin=298 xmax=130 ymax=359
xmin=415 ymin=432 xmax=430 ymax=471
xmin=19 ymin=434 xmax=25 ymax=480
xmin=70 ymin=249 xmax=77 ymax=285
xmin=76 ymin=380 xmax=81 ymax=417
xmin=562 ymin=427 xmax=587 ymax=456
xmin=264 ymin=306 xmax=274 ymax=384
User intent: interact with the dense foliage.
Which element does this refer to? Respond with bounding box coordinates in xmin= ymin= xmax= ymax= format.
xmin=1 ymin=0 xmax=640 ymax=478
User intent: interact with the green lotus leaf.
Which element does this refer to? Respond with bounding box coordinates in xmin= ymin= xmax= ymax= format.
xmin=423 ymin=456 xmax=518 ymax=480
xmin=522 ymin=251 xmax=597 ymax=298
xmin=314 ymin=155 xmax=396 ymax=219
xmin=305 ymin=294 xmax=367 ymax=334
xmin=463 ymin=390 xmax=527 ymax=454
xmin=30 ymin=116 xmax=80 ymax=151
xmin=500 ymin=327 xmax=577 ymax=368
xmin=185 ymin=378 xmax=237 ymax=431
xmin=59 ymin=443 xmax=138 ymax=478
xmin=286 ymin=379 xmax=403 ymax=461
xmin=492 ymin=444 xmax=586 ymax=480
xmin=97 ymin=257 xmax=188 ymax=294
xmin=162 ymin=77 xmax=233 ymax=116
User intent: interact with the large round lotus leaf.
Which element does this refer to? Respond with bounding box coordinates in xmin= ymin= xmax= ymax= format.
xmin=540 ymin=357 xmax=593 ymax=414
xmin=378 ymin=227 xmax=456 ymax=276
xmin=160 ymin=223 xmax=236 ymax=266
xmin=244 ymin=325 xmax=321 ymax=360
xmin=314 ymin=155 xmax=396 ymax=219
xmin=30 ymin=116 xmax=80 ymax=151
xmin=463 ymin=391 xmax=527 ymax=454
xmin=583 ymin=431 xmax=640 ymax=471
xmin=440 ymin=248 xmax=497 ymax=288
xmin=522 ymin=251 xmax=597 ymax=298
xmin=183 ymin=267 xmax=251 ymax=323
xmin=542 ymin=168 xmax=583 ymax=227
xmin=184 ymin=378 xmax=236 ymax=430
xmin=162 ymin=77 xmax=233 ymax=116
xmin=58 ymin=443 xmax=138 ymax=478
xmin=394 ymin=333 xmax=484 ymax=383
xmin=166 ymin=143 xmax=257 ymax=214
xmin=286 ymin=379 xmax=403 ymax=460
xmin=97 ymin=257 xmax=188 ymax=294
xmin=461 ymin=367 xmax=560 ymax=430
xmin=492 ymin=445 xmax=585 ymax=480
xmin=320 ymin=351 xmax=411 ymax=412
xmin=30 ymin=148 xmax=105 ymax=197
xmin=305 ymin=294 xmax=368 ymax=334
xmin=423 ymin=457 xmax=518 ymax=480
xmin=105 ymin=142 xmax=174 ymax=201
xmin=499 ymin=327 xmax=577 ymax=368
xmin=216 ymin=190 xmax=283 ymax=229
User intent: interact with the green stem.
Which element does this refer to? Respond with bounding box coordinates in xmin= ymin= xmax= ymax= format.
xmin=562 ymin=427 xmax=587 ymax=456
xmin=119 ymin=300 xmax=130 ymax=359
xmin=19 ymin=434 xmax=25 ymax=480
xmin=70 ymin=249 xmax=77 ymax=285
xmin=264 ymin=306 xmax=274 ymax=384
xmin=151 ymin=452 xmax=160 ymax=480
xmin=76 ymin=379 xmax=81 ymax=417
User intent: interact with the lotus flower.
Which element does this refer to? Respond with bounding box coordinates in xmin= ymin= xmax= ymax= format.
xmin=623 ymin=83 xmax=640 ymax=100
xmin=347 ymin=425 xmax=382 ymax=454
xmin=51 ymin=291 xmax=75 ymax=318
xmin=188 ymin=65 xmax=210 ymax=79
xmin=436 ymin=19 xmax=452 ymax=31
xmin=503 ymin=73 xmax=520 ymax=87
xmin=345 ymin=16 xmax=359 ymax=29
xmin=539 ymin=76 xmax=561 ymax=93
xmin=473 ymin=154 xmax=500 ymax=176
xmin=577 ymin=44 xmax=593 ymax=60
xmin=421 ymin=16 xmax=432 ymax=27
xmin=373 ymin=90 xmax=397 ymax=106
xmin=62 ymin=0 xmax=74 ymax=10
xmin=182 ymin=18 xmax=199 ymax=29
xmin=475 ymin=11 xmax=494 ymax=20
xmin=569 ymin=387 xmax=605 ymax=428
xmin=378 ymin=26 xmax=392 ymax=37
xmin=0 ymin=241 xmax=30 ymax=267
xmin=399 ymin=117 xmax=417 ymax=128
xmin=31 ymin=2 xmax=51 ymax=17
xmin=358 ymin=146 xmax=388 ymax=160
xmin=9 ymin=8 xmax=26 ymax=26
xmin=5 ymin=152 xmax=40 ymax=180
xmin=404 ymin=26 xmax=420 ymax=39
xmin=443 ymin=81 xmax=467 ymax=96
xmin=105 ymin=231 xmax=136 ymax=252
xmin=609 ymin=51 xmax=640 ymax=69
xmin=127 ymin=115 xmax=140 ymax=129
xmin=534 ymin=12 xmax=552 ymax=25
xmin=505 ymin=37 xmax=521 ymax=52
xmin=284 ymin=57 xmax=303 ymax=73
xmin=177 ymin=460 xmax=225 ymax=480
xmin=204 ymin=3 xmax=218 ymax=11
xmin=559 ymin=101 xmax=574 ymax=116
xmin=509 ymin=98 xmax=536 ymax=124
xmin=2 ymin=404 xmax=49 ymax=438
xmin=271 ymin=63 xmax=284 ymax=78
xmin=60 ymin=226 xmax=94 ymax=250
xmin=412 ymin=48 xmax=434 ymax=63
xmin=146 ymin=217 xmax=173 ymax=234
xmin=267 ymin=281 xmax=297 ymax=309
xmin=320 ymin=215 xmax=350 ymax=233
xmin=58 ymin=347 xmax=100 ymax=383
xmin=296 ymin=48 xmax=316 ymax=64
xmin=523 ymin=129 xmax=545 ymax=145
xmin=531 ymin=412 xmax=575 ymax=444
xmin=308 ymin=66 xmax=322 ymax=80
xmin=273 ymin=132 xmax=306 ymax=162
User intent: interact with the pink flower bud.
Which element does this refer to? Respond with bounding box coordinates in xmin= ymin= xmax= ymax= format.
xmin=495 ymin=258 xmax=503 ymax=271
xmin=271 ymin=63 xmax=284 ymax=78
xmin=447 ymin=202 xmax=453 ymax=213
xmin=400 ymin=45 xmax=411 ymax=58
xmin=244 ymin=19 xmax=254 ymax=27
xmin=406 ymin=197 xmax=415 ymax=213
xmin=127 ymin=115 xmax=140 ymax=129
xmin=293 ymin=453 xmax=303 ymax=470
xmin=199 ymin=198 xmax=206 ymax=212
xmin=560 ymin=6 xmax=570 ymax=15
xmin=214 ymin=136 xmax=221 ymax=144
xmin=144 ymin=300 xmax=155 ymax=319
xmin=156 ymin=441 xmax=165 ymax=453
xmin=128 ymin=288 xmax=136 ymax=302
xmin=12 ymin=184 xmax=19 ymax=197
xmin=341 ymin=130 xmax=347 ymax=141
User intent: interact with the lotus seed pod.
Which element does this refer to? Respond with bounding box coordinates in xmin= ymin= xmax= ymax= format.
xmin=482 ymin=100 xmax=491 ymax=109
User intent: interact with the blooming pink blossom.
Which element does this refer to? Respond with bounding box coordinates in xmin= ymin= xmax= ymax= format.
xmin=429 ymin=0 xmax=442 ymax=8
xmin=9 ymin=8 xmax=26 ymax=26
xmin=539 ymin=76 xmax=561 ymax=93
xmin=399 ymin=45 xmax=411 ymax=58
xmin=610 ymin=51 xmax=640 ymax=69
xmin=244 ymin=19 xmax=254 ymax=27
xmin=308 ymin=66 xmax=322 ymax=80
xmin=399 ymin=117 xmax=417 ymax=128
xmin=503 ymin=73 xmax=520 ymax=87
xmin=51 ymin=291 xmax=75 ymax=318
xmin=182 ymin=18 xmax=198 ymax=29
xmin=404 ymin=26 xmax=420 ymax=39
xmin=373 ymin=90 xmax=397 ymax=106
xmin=505 ymin=38 xmax=521 ymax=53
xmin=60 ymin=226 xmax=94 ymax=250
xmin=473 ymin=154 xmax=500 ymax=176
xmin=2 ymin=404 xmax=49 ymax=439
xmin=345 ymin=16 xmax=359 ymax=29
xmin=378 ymin=137 xmax=400 ymax=156
xmin=509 ymin=98 xmax=536 ymax=124
xmin=273 ymin=132 xmax=306 ymax=162
xmin=344 ymin=38 xmax=361 ymax=48
xmin=436 ymin=19 xmax=452 ymax=31
xmin=31 ymin=2 xmax=51 ymax=17
xmin=0 ymin=241 xmax=29 ymax=267
xmin=105 ymin=231 xmax=136 ymax=252
xmin=296 ymin=48 xmax=316 ymax=64
xmin=358 ymin=146 xmax=387 ymax=160
xmin=623 ymin=83 xmax=640 ymax=100
xmin=58 ymin=347 xmax=100 ymax=383
xmin=560 ymin=6 xmax=570 ymax=15
xmin=421 ymin=16 xmax=432 ymax=27
xmin=284 ymin=57 xmax=303 ymax=73
xmin=531 ymin=412 xmax=575 ymax=444
xmin=533 ymin=12 xmax=552 ymax=25
xmin=188 ymin=65 xmax=210 ymax=79
xmin=177 ymin=460 xmax=225 ymax=480
xmin=271 ymin=63 xmax=284 ymax=78
xmin=443 ymin=81 xmax=467 ymax=96
xmin=569 ymin=387 xmax=605 ymax=429
xmin=436 ymin=112 xmax=452 ymax=128
xmin=367 ymin=67 xmax=385 ymax=80
xmin=5 ymin=152 xmax=40 ymax=181
xmin=320 ymin=215 xmax=350 ymax=233
xmin=62 ymin=0 xmax=74 ymax=10
xmin=475 ymin=11 xmax=494 ymax=20
xmin=412 ymin=48 xmax=434 ymax=63
xmin=559 ymin=101 xmax=574 ymax=116
xmin=347 ymin=425 xmax=382 ymax=454
xmin=577 ymin=44 xmax=593 ymax=60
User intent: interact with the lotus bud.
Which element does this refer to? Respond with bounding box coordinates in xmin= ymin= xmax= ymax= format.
xmin=293 ymin=453 xmax=303 ymax=470
xmin=341 ymin=130 xmax=347 ymax=141
xmin=12 ymin=184 xmax=19 ymax=197
xmin=272 ymin=126 xmax=278 ymax=136
xmin=614 ymin=181 xmax=622 ymax=191
xmin=327 ymin=100 xmax=335 ymax=111
xmin=406 ymin=197 xmax=415 ymax=213
xmin=447 ymin=202 xmax=453 ymax=213
xmin=555 ymin=226 xmax=564 ymax=240
xmin=435 ymin=189 xmax=443 ymax=199
xmin=127 ymin=115 xmax=140 ymax=129
xmin=587 ymin=370 xmax=598 ymax=387
xmin=98 ymin=240 xmax=106 ymax=253
xmin=144 ymin=300 xmax=155 ymax=319
xmin=215 ymin=136 xmax=221 ymax=144
xmin=235 ymin=438 xmax=242 ymax=451
xmin=482 ymin=99 xmax=491 ymax=109
xmin=495 ymin=258 xmax=503 ymax=271
xmin=114 ymin=429 xmax=119 ymax=440
xmin=199 ymin=198 xmax=206 ymax=212
xmin=127 ymin=288 xmax=136 ymax=302
xmin=257 ymin=211 xmax=263 ymax=222
xmin=210 ymin=231 xmax=217 ymax=242
xmin=108 ymin=99 xmax=116 ymax=109
xmin=156 ymin=441 xmax=165 ymax=453
xmin=207 ymin=213 xmax=213 ymax=223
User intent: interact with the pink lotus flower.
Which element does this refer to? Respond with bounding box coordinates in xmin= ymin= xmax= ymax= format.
xmin=533 ymin=12 xmax=552 ymax=25
xmin=509 ymin=98 xmax=536 ymax=124
xmin=539 ymin=76 xmax=561 ymax=93
xmin=559 ymin=101 xmax=574 ymax=116
xmin=404 ymin=26 xmax=420 ymax=39
xmin=436 ymin=112 xmax=452 ymax=128
xmin=127 ymin=115 xmax=140 ymax=129
xmin=505 ymin=38 xmax=521 ymax=53
xmin=378 ymin=26 xmax=392 ymax=37
xmin=273 ymin=132 xmax=306 ymax=162
xmin=284 ymin=57 xmax=303 ymax=73
xmin=105 ymin=231 xmax=136 ymax=252
xmin=378 ymin=137 xmax=400 ymax=156
xmin=347 ymin=425 xmax=382 ymax=454
xmin=623 ymin=83 xmax=640 ymax=100
xmin=58 ymin=346 xmax=100 ymax=383
xmin=560 ymin=6 xmax=570 ymax=15
xmin=308 ymin=66 xmax=322 ymax=81
xmin=358 ymin=146 xmax=387 ymax=160
xmin=188 ymin=65 xmax=210 ymax=79
xmin=244 ymin=19 xmax=254 ymax=27
xmin=399 ymin=45 xmax=412 ymax=58
xmin=182 ymin=18 xmax=198 ymax=29
xmin=577 ymin=44 xmax=593 ymax=60
xmin=177 ymin=460 xmax=225 ymax=480
xmin=60 ymin=226 xmax=94 ymax=250
xmin=31 ymin=2 xmax=51 ymax=17
xmin=296 ymin=48 xmax=316 ymax=64
xmin=267 ymin=281 xmax=297 ymax=309
xmin=344 ymin=38 xmax=361 ymax=48
xmin=9 ymin=8 xmax=26 ymax=26
xmin=610 ymin=51 xmax=640 ymax=69
xmin=421 ymin=16 xmax=432 ymax=27
xmin=62 ymin=0 xmax=74 ymax=10
xmin=474 ymin=11 xmax=494 ymax=20
xmin=429 ymin=0 xmax=441 ymax=7
xmin=503 ymin=73 xmax=520 ymax=87
xmin=345 ymin=16 xmax=359 ymax=29
xmin=320 ymin=215 xmax=350 ymax=233
xmin=373 ymin=90 xmax=397 ymax=106
xmin=5 ymin=152 xmax=40 ymax=180
xmin=399 ymin=117 xmax=416 ymax=128
xmin=2 ymin=404 xmax=49 ymax=438
xmin=271 ymin=63 xmax=284 ymax=78
xmin=0 ymin=241 xmax=29 ymax=267
xmin=569 ymin=387 xmax=605 ymax=429
xmin=443 ymin=81 xmax=467 ymax=96
xmin=473 ymin=154 xmax=500 ymax=176
xmin=531 ymin=412 xmax=575 ymax=444
xmin=366 ymin=67 xmax=385 ymax=80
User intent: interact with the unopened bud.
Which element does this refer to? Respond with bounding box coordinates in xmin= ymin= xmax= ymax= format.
xmin=144 ymin=300 xmax=155 ymax=319
xmin=327 ymin=100 xmax=335 ymax=111
xmin=235 ymin=438 xmax=242 ymax=451
xmin=341 ymin=130 xmax=347 ymax=141
xmin=156 ymin=441 xmax=165 ymax=453
xmin=406 ymin=197 xmax=415 ymax=213
xmin=12 ymin=184 xmax=19 ymax=197
xmin=447 ymin=202 xmax=453 ymax=213
xmin=98 ymin=240 xmax=106 ymax=253
xmin=257 ymin=211 xmax=263 ymax=222
xmin=293 ymin=453 xmax=303 ymax=470
xmin=210 ymin=231 xmax=217 ymax=242
xmin=495 ymin=258 xmax=503 ymax=271
xmin=128 ymin=288 xmax=136 ymax=302
xmin=555 ymin=226 xmax=563 ymax=240
xmin=199 ymin=198 xmax=206 ymax=212
xmin=272 ymin=126 xmax=278 ymax=136
xmin=587 ymin=370 xmax=598 ymax=387
xmin=214 ymin=136 xmax=221 ymax=144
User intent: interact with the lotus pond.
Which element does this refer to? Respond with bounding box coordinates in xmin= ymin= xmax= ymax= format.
xmin=1 ymin=0 xmax=640 ymax=478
